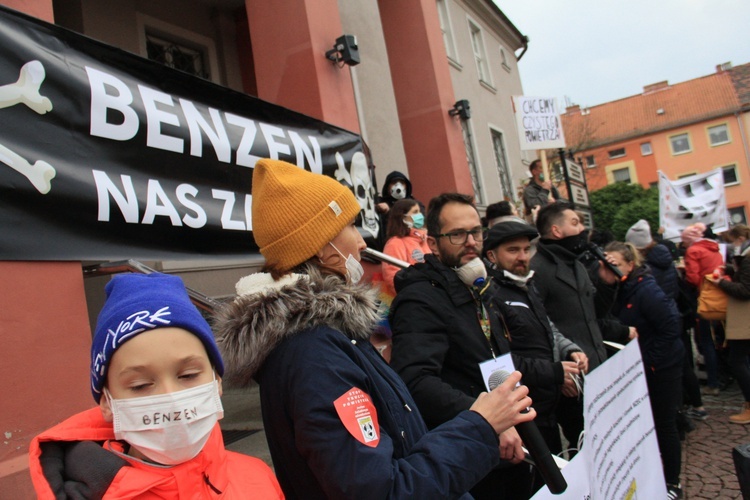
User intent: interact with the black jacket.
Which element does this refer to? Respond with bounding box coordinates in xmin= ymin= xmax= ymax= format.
xmin=531 ymin=240 xmax=628 ymax=371
xmin=645 ymin=243 xmax=679 ymax=301
xmin=483 ymin=266 xmax=582 ymax=428
xmin=390 ymin=254 xmax=573 ymax=429
xmin=389 ymin=255 xmax=508 ymax=428
xmin=522 ymin=180 xmax=560 ymax=215
xmin=612 ymin=266 xmax=684 ymax=371
xmin=380 ymin=171 xmax=414 ymax=208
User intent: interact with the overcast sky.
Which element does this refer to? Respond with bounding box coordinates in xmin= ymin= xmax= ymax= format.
xmin=495 ymin=1 xmax=750 ymax=109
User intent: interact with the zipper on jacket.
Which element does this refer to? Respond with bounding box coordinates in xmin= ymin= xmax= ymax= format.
xmin=204 ymin=474 xmax=222 ymax=494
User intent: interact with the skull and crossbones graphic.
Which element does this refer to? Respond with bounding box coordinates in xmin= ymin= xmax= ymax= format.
xmin=0 ymin=60 xmax=56 ymax=194
xmin=334 ymin=151 xmax=379 ymax=238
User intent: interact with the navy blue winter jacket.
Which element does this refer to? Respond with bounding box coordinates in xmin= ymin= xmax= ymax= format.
xmin=611 ymin=266 xmax=684 ymax=372
xmin=215 ymin=268 xmax=500 ymax=499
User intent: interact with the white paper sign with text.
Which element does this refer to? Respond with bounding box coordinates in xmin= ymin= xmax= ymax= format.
xmin=512 ymin=96 xmax=566 ymax=151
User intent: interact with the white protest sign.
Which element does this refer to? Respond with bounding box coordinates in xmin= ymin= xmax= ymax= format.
xmin=532 ymin=452 xmax=589 ymax=500
xmin=512 ymin=96 xmax=566 ymax=151
xmin=584 ymin=340 xmax=666 ymax=499
xmin=659 ymin=169 xmax=728 ymax=241
xmin=533 ymin=340 xmax=666 ymax=499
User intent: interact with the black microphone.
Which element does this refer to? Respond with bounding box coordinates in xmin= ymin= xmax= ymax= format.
xmin=488 ymin=370 xmax=568 ymax=494
xmin=586 ymin=242 xmax=625 ymax=280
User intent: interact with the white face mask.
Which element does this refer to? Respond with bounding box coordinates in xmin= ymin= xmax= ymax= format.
xmin=390 ymin=182 xmax=407 ymax=200
xmin=105 ymin=376 xmax=223 ymax=466
xmin=329 ymin=242 xmax=364 ymax=284
xmin=454 ymin=257 xmax=487 ymax=287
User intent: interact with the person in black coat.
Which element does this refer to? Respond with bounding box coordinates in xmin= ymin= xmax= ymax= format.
xmin=606 ymin=241 xmax=685 ymax=499
xmin=530 ymin=202 xmax=632 ymax=454
xmin=627 ymin=219 xmax=707 ymax=422
xmin=482 ymin=220 xmax=588 ymax=459
xmin=390 ymin=193 xmax=541 ymax=499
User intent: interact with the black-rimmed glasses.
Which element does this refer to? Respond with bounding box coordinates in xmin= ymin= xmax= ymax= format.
xmin=436 ymin=228 xmax=488 ymax=245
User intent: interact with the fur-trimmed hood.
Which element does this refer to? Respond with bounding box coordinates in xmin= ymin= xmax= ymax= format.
xmin=213 ymin=265 xmax=381 ymax=387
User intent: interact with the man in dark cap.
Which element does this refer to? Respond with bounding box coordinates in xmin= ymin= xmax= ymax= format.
xmin=482 ymin=220 xmax=588 ymax=458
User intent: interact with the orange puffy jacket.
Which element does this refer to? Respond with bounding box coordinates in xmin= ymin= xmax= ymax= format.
xmin=29 ymin=407 xmax=283 ymax=499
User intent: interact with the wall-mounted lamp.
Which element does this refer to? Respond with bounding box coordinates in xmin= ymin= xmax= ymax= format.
xmin=449 ymin=99 xmax=471 ymax=120
xmin=326 ymin=35 xmax=360 ymax=67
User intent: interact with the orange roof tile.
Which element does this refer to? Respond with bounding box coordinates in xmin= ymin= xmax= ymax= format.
xmin=561 ymin=68 xmax=742 ymax=150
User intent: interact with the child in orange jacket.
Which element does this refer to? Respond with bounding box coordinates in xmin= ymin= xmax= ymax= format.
xmin=29 ymin=272 xmax=283 ymax=499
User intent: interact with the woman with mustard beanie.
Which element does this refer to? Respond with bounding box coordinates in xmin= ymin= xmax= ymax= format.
xmin=214 ymin=159 xmax=535 ymax=499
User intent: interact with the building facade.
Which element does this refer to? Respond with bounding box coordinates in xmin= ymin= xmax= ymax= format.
xmin=0 ymin=0 xmax=532 ymax=494
xmin=561 ymin=63 xmax=750 ymax=226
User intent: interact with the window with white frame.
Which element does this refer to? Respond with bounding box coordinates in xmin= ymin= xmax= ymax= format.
xmin=460 ymin=120 xmax=484 ymax=204
xmin=468 ymin=20 xmax=491 ymax=84
xmin=708 ymin=124 xmax=730 ymax=146
xmin=608 ymin=147 xmax=625 ymax=159
xmin=500 ymin=47 xmax=510 ymax=71
xmin=491 ymin=129 xmax=513 ymax=201
xmin=729 ymin=206 xmax=747 ymax=226
xmin=722 ymin=164 xmax=739 ymax=186
xmin=585 ymin=154 xmax=596 ymax=168
xmin=436 ymin=0 xmax=458 ymax=62
xmin=670 ymin=133 xmax=691 ymax=155
xmin=612 ymin=167 xmax=631 ymax=183
xmin=640 ymin=142 xmax=652 ymax=155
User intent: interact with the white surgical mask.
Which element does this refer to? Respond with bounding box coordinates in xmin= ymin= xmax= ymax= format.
xmin=329 ymin=242 xmax=364 ymax=284
xmin=454 ymin=257 xmax=487 ymax=288
xmin=105 ymin=375 xmax=223 ymax=466
xmin=503 ymin=269 xmax=535 ymax=286
xmin=390 ymin=182 xmax=407 ymax=200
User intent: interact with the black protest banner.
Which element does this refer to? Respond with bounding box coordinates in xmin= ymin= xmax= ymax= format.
xmin=0 ymin=5 xmax=378 ymax=261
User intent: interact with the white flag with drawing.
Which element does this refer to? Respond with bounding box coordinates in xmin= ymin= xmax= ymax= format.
xmin=658 ymin=169 xmax=728 ymax=241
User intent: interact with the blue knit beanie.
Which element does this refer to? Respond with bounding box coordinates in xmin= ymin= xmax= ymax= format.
xmin=90 ymin=272 xmax=224 ymax=403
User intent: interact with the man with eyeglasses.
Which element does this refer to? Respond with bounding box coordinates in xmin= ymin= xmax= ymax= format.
xmin=389 ymin=193 xmax=534 ymax=499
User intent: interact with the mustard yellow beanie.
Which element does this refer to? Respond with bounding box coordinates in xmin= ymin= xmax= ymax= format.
xmin=252 ymin=159 xmax=361 ymax=273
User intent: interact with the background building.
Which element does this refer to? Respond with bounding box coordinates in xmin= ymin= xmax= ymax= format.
xmin=561 ymin=62 xmax=750 ymax=226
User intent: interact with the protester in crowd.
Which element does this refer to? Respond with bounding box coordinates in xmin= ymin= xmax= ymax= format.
xmin=482 ymin=220 xmax=588 ymax=463
xmin=390 ymin=193 xmax=553 ymax=499
xmin=655 ymin=226 xmax=680 ymax=261
xmin=711 ymin=225 xmax=750 ymax=424
xmin=29 ymin=273 xmax=283 ymax=499
xmin=530 ymin=202 xmax=632 ymax=454
xmin=380 ymin=198 xmax=431 ymax=296
xmin=681 ymin=222 xmax=725 ymax=396
xmin=376 ymin=170 xmax=417 ymax=213
xmin=606 ymin=241 xmax=684 ymax=499
xmin=627 ymin=219 xmax=679 ymax=300
xmin=627 ymin=219 xmax=707 ymax=422
xmin=522 ymin=160 xmax=560 ymax=219
xmin=483 ymin=200 xmax=519 ymax=228
xmin=214 ymin=161 xmax=535 ymax=499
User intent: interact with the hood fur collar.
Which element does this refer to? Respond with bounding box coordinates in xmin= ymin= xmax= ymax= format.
xmin=213 ymin=264 xmax=380 ymax=387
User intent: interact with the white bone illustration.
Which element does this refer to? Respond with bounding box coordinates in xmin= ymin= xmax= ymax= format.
xmin=0 ymin=144 xmax=56 ymax=195
xmin=0 ymin=60 xmax=56 ymax=194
